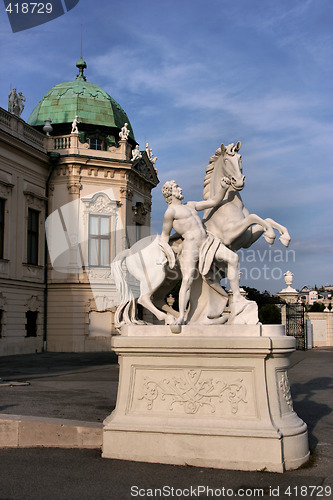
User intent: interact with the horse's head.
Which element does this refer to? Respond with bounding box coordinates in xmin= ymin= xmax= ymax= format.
xmin=220 ymin=141 xmax=245 ymax=191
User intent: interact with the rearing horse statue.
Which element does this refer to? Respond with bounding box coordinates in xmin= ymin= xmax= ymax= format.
xmin=112 ymin=141 xmax=291 ymax=327
xmin=202 ymin=141 xmax=290 ymax=251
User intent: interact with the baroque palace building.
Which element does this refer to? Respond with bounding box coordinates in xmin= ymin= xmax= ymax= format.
xmin=0 ymin=56 xmax=159 ymax=355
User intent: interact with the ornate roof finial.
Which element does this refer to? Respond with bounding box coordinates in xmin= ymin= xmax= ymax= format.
xmin=76 ymin=25 xmax=87 ymax=80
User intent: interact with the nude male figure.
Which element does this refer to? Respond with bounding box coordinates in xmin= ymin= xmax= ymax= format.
xmin=161 ymin=180 xmax=247 ymax=325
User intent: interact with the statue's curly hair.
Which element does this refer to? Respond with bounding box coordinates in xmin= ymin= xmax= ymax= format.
xmin=162 ymin=180 xmax=178 ymax=204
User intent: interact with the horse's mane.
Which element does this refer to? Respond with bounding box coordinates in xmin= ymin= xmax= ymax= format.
xmin=203 ymin=143 xmax=237 ymax=200
xmin=203 ymin=148 xmax=222 ymax=200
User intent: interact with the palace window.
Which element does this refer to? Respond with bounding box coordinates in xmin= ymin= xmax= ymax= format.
xmin=27 ymin=208 xmax=39 ymax=265
xmin=88 ymin=215 xmax=110 ymax=267
xmin=0 ymin=198 xmax=4 ymax=259
xmin=90 ymin=138 xmax=103 ymax=150
xmin=25 ymin=311 xmax=38 ymax=337
xmin=136 ymin=222 xmax=142 ymax=241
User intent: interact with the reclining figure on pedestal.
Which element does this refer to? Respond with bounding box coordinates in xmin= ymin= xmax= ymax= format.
xmin=112 ymin=141 xmax=291 ymax=327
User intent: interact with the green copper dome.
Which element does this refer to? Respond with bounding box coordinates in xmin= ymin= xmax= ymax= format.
xmin=27 ymin=60 xmax=135 ymax=141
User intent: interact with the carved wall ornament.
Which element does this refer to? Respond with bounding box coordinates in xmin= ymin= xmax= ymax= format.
xmin=67 ymin=181 xmax=82 ymax=194
xmin=138 ymin=370 xmax=247 ymax=415
xmin=87 ymin=295 xmax=115 ymax=312
xmin=88 ymin=269 xmax=112 ymax=280
xmin=133 ymin=159 xmax=155 ymax=182
xmin=120 ymin=187 xmax=134 ymax=201
xmin=279 ymin=372 xmax=293 ymax=410
xmin=0 ymin=180 xmax=14 ymax=198
xmin=24 ymin=191 xmax=45 ymax=211
xmin=0 ymin=292 xmax=7 ymax=309
xmin=25 ymin=295 xmax=42 ymax=311
xmin=144 ymin=200 xmax=152 ymax=213
xmin=83 ymin=193 xmax=118 ymax=216
xmin=0 ymin=261 xmax=9 ymax=274
xmin=132 ymin=202 xmax=148 ymax=225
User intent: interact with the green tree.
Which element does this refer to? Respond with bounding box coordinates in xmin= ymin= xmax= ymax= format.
xmin=309 ymin=301 xmax=325 ymax=312
xmin=243 ymin=287 xmax=280 ymax=309
xmin=259 ymin=304 xmax=281 ymax=324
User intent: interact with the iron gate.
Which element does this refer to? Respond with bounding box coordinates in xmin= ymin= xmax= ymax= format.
xmin=286 ymin=302 xmax=306 ymax=350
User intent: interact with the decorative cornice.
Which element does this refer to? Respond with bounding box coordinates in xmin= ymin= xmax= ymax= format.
xmin=23 ymin=190 xmax=47 ymax=201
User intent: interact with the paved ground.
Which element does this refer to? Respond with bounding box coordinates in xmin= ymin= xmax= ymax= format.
xmin=0 ymin=348 xmax=332 ymax=500
xmin=0 ymin=351 xmax=118 ymax=422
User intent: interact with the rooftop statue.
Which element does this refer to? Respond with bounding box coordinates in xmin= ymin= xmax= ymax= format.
xmin=149 ymin=149 xmax=157 ymax=164
xmin=17 ymin=92 xmax=26 ymax=117
xmin=145 ymin=143 xmax=157 ymax=164
xmin=8 ymin=88 xmax=25 ymax=117
xmin=131 ymin=145 xmax=142 ymax=161
xmin=119 ymin=122 xmax=130 ymax=140
xmin=71 ymin=115 xmax=80 ymax=134
xmin=8 ymin=88 xmax=17 ymax=113
xmin=112 ymin=141 xmax=291 ymax=327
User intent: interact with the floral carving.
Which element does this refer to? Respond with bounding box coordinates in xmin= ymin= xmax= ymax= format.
xmin=279 ymin=372 xmax=293 ymax=410
xmin=138 ymin=370 xmax=247 ymax=415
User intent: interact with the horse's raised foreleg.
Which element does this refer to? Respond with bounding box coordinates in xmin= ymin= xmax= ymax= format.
xmin=242 ymin=218 xmax=290 ymax=249
xmin=265 ymin=218 xmax=291 ymax=247
xmin=223 ymin=214 xmax=276 ymax=247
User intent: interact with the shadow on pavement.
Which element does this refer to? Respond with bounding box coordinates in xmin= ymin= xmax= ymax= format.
xmin=291 ymin=376 xmax=333 ymax=451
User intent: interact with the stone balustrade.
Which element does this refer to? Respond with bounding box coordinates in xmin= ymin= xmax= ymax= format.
xmin=0 ymin=108 xmax=45 ymax=151
xmin=53 ymin=136 xmax=71 ymax=149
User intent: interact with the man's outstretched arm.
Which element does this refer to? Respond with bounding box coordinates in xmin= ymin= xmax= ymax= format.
xmin=194 ymin=177 xmax=230 ymax=212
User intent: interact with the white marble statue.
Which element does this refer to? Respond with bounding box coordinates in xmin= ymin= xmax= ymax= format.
xmin=119 ymin=123 xmax=130 ymax=140
xmin=8 ymin=88 xmax=25 ymax=117
xmin=112 ymin=177 xmax=253 ymax=327
xmin=145 ymin=143 xmax=157 ymax=164
xmin=149 ymin=149 xmax=157 ymax=164
xmin=71 ymin=115 xmax=80 ymax=134
xmin=16 ymin=92 xmax=26 ymax=117
xmin=112 ymin=140 xmax=290 ymax=327
xmin=8 ymin=88 xmax=17 ymax=114
xmin=160 ymin=180 xmax=251 ymax=325
xmin=131 ymin=145 xmax=142 ymax=161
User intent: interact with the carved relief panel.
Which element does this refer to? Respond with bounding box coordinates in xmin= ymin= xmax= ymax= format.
xmin=128 ymin=367 xmax=256 ymax=418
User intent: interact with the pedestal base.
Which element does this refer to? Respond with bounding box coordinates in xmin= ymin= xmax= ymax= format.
xmin=103 ymin=325 xmax=309 ymax=472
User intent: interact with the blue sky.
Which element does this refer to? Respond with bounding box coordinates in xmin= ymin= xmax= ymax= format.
xmin=1 ymin=0 xmax=332 ymax=293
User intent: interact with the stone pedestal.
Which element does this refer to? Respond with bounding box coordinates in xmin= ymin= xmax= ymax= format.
xmin=102 ymin=325 xmax=309 ymax=472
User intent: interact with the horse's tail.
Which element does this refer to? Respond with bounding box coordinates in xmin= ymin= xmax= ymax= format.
xmin=111 ymin=250 xmax=136 ymax=328
xmin=114 ymin=299 xmax=137 ymax=329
